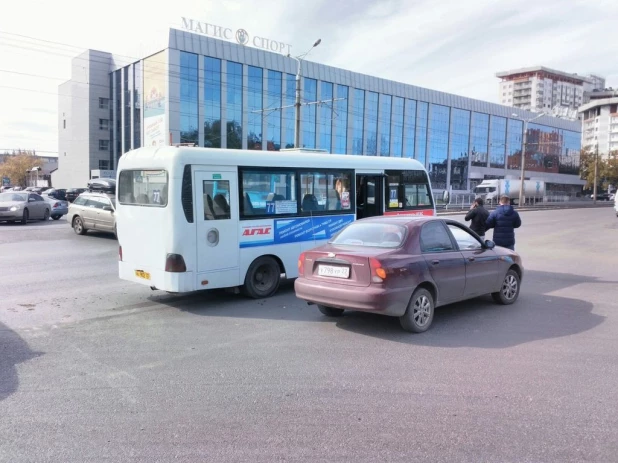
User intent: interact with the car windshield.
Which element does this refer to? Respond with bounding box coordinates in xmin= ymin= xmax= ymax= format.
xmin=0 ymin=192 xmax=27 ymax=202
xmin=330 ymin=222 xmax=406 ymax=248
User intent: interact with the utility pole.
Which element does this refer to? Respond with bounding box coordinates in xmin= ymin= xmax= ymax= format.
xmin=593 ymin=144 xmax=598 ymax=204
xmin=288 ymin=39 xmax=321 ymax=149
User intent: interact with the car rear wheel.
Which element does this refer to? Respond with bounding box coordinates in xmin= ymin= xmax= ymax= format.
xmin=399 ymin=288 xmax=434 ymax=333
xmin=318 ymin=305 xmax=344 ymax=317
xmin=72 ymin=216 xmax=87 ymax=235
xmin=492 ymin=269 xmax=520 ymax=305
xmin=242 ymin=256 xmax=281 ymax=299
xmin=42 ymin=209 xmax=50 ymax=221
xmin=20 ymin=209 xmax=29 ymax=225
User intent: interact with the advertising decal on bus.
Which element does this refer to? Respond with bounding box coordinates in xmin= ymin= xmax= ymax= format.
xmin=240 ymin=214 xmax=355 ymax=248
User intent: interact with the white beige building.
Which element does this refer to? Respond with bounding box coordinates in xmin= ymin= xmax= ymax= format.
xmin=578 ymin=89 xmax=618 ymax=156
xmin=496 ymin=66 xmax=605 ymax=118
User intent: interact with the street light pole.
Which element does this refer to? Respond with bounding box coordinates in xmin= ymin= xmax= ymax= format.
xmin=513 ymin=112 xmax=544 ymax=206
xmin=288 ymin=39 xmax=321 ymax=149
xmin=593 ymin=144 xmax=599 ymax=205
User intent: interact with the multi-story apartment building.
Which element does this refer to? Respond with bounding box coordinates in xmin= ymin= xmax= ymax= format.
xmin=497 ymin=66 xmax=605 ymax=118
xmin=578 ymin=89 xmax=618 ymax=157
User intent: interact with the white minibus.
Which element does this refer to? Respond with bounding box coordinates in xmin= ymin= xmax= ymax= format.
xmin=116 ymin=147 xmax=436 ymax=297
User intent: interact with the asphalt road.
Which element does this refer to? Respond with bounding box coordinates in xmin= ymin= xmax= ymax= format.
xmin=1 ymin=209 xmax=617 ymax=462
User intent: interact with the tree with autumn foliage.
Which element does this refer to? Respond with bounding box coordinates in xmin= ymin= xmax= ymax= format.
xmin=0 ymin=150 xmax=39 ymax=187
xmin=580 ymin=147 xmax=618 ymax=192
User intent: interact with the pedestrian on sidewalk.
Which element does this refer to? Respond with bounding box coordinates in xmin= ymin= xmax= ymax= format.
xmin=464 ymin=197 xmax=490 ymax=240
xmin=485 ymin=195 xmax=522 ymax=251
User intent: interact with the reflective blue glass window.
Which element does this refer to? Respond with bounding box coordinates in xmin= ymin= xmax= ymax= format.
xmin=334 ymin=85 xmax=348 ymax=154
xmin=506 ymin=119 xmax=523 ymax=170
xmin=415 ymin=102 xmax=428 ymax=165
xmin=527 ymin=123 xmax=567 ymax=174
xmin=391 ymin=97 xmax=404 ymax=157
xmin=319 ymin=81 xmax=333 ymax=152
xmin=560 ymin=130 xmax=581 ymax=175
xmin=470 ymin=112 xmax=489 ymax=167
xmin=365 ymin=91 xmax=379 ymax=156
xmin=379 ymin=95 xmax=392 ymax=156
xmin=123 ymin=66 xmax=131 ymax=152
xmin=449 ymin=108 xmax=470 ymax=190
xmin=403 ymin=99 xmax=416 ymax=158
xmin=352 ymin=89 xmax=364 ymax=155
xmin=428 ymin=104 xmax=450 ymax=189
xmin=489 ymin=116 xmax=507 ymax=169
xmin=302 ymin=77 xmax=317 ymax=149
xmin=226 ymin=61 xmax=243 ymax=149
xmin=180 ymin=52 xmax=198 ymax=145
xmin=266 ymin=70 xmax=282 ymax=151
xmin=204 ymin=57 xmax=221 ymax=148
xmin=133 ymin=62 xmax=141 ymax=148
xmin=283 ymin=74 xmax=295 ymax=148
xmin=247 ymin=66 xmax=263 ymax=150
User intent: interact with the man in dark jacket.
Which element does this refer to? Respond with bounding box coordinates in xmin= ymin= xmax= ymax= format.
xmin=464 ymin=197 xmax=489 ymax=239
xmin=485 ymin=195 xmax=522 ymax=250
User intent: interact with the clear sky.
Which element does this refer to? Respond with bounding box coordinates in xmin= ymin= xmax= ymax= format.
xmin=0 ymin=0 xmax=616 ymax=155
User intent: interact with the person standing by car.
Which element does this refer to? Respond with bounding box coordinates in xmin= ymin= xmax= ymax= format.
xmin=464 ymin=197 xmax=489 ymax=239
xmin=485 ymin=195 xmax=522 ymax=250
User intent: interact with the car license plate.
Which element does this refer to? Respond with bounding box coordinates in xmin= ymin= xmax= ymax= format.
xmin=318 ymin=265 xmax=349 ymax=279
xmin=135 ymin=270 xmax=151 ymax=280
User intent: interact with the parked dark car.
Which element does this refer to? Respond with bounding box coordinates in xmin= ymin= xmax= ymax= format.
xmin=42 ymin=188 xmax=67 ymax=201
xmin=294 ymin=216 xmax=524 ymax=333
xmin=65 ymin=188 xmax=87 ymax=203
xmin=87 ymin=178 xmax=115 ymax=194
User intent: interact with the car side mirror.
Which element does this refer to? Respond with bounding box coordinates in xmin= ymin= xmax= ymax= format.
xmin=103 ymin=206 xmax=113 ymax=212
xmin=484 ymin=240 xmax=495 ymax=249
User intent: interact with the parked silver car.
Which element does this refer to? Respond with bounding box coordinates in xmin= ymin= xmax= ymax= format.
xmin=0 ymin=192 xmax=51 ymax=224
xmin=68 ymin=192 xmax=117 ymax=238
xmin=43 ymin=196 xmax=69 ymax=220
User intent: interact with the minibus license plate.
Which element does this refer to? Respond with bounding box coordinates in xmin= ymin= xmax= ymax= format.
xmin=318 ymin=265 xmax=349 ymax=279
xmin=135 ymin=270 xmax=151 ymax=280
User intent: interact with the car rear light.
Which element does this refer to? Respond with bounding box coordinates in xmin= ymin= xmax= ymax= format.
xmin=54 ymin=202 xmax=61 ymax=207
xmin=119 ymin=246 xmax=123 ymax=261
xmin=165 ymin=253 xmax=187 ymax=272
xmin=298 ymin=252 xmax=306 ymax=277
xmin=369 ymin=258 xmax=387 ymax=283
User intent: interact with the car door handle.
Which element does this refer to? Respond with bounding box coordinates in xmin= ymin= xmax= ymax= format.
xmin=431 ymin=260 xmax=440 ymax=265
xmin=468 ymin=257 xmax=475 ymax=262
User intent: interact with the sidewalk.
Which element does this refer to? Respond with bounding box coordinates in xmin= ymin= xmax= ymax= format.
xmin=437 ymin=201 xmax=614 ymax=215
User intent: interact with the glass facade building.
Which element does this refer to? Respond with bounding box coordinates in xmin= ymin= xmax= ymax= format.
xmin=101 ymin=29 xmax=583 ymax=195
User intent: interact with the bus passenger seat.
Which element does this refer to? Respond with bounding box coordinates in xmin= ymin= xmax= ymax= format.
xmin=213 ymin=193 xmax=230 ymax=219
xmin=204 ymin=194 xmax=215 ymax=220
xmin=302 ymin=194 xmax=319 ymax=211
xmin=243 ymin=192 xmax=255 ymax=215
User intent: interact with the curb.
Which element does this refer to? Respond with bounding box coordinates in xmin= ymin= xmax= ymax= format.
xmin=437 ymin=203 xmax=614 ymax=216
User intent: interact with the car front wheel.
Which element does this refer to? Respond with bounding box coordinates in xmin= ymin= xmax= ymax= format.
xmin=492 ymin=269 xmax=520 ymax=305
xmin=399 ymin=288 xmax=434 ymax=333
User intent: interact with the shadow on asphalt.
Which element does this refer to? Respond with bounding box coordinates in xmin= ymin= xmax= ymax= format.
xmin=331 ymin=270 xmax=607 ymax=348
xmin=0 ymin=322 xmax=42 ymax=401
xmin=150 ymin=281 xmax=331 ymax=323
xmin=153 ymin=270 xmax=607 ymax=348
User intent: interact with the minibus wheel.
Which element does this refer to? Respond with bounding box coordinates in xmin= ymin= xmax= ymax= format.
xmin=242 ymin=256 xmax=281 ymax=299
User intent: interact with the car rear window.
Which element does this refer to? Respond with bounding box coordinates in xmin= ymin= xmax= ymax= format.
xmin=118 ymin=169 xmax=168 ymax=206
xmin=330 ymin=222 xmax=406 ymax=248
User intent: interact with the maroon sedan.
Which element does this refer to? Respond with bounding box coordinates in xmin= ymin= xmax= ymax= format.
xmin=294 ymin=216 xmax=523 ymax=333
